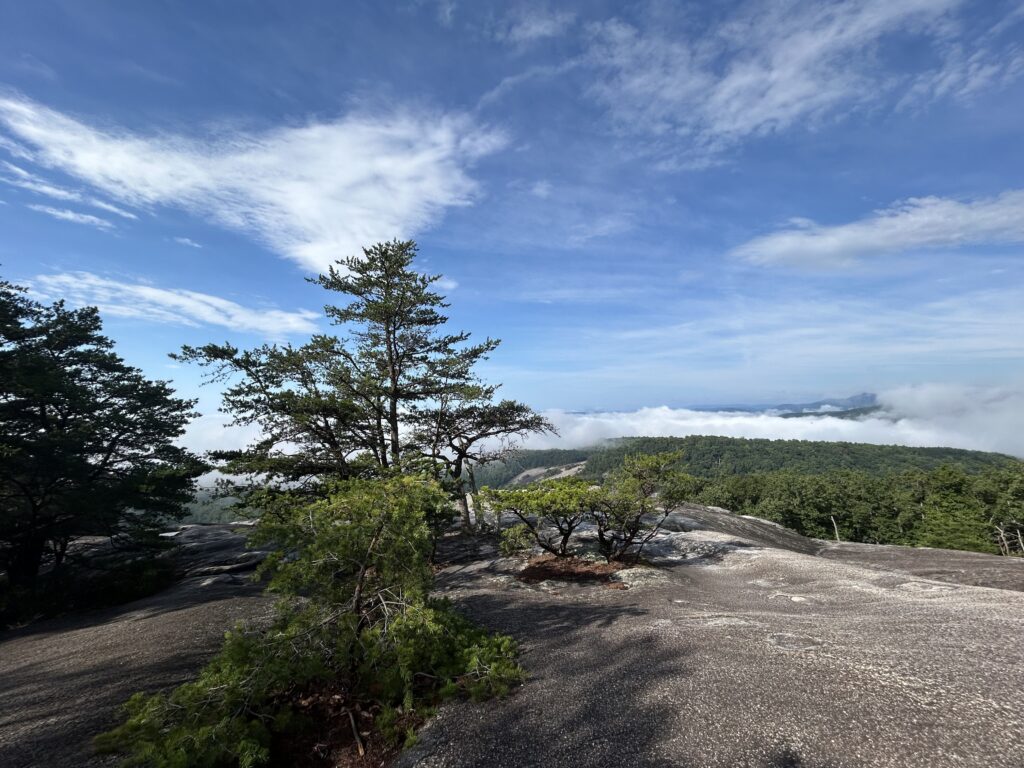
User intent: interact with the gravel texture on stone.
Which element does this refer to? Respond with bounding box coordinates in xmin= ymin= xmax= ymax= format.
xmin=0 ymin=525 xmax=273 ymax=768
xmin=405 ymin=509 xmax=1024 ymax=768
xmin=3 ymin=512 xmax=1024 ymax=768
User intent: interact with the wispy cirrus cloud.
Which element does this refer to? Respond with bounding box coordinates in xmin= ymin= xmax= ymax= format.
xmin=2 ymin=160 xmax=138 ymax=219
xmin=732 ymin=190 xmax=1024 ymax=266
xmin=605 ymin=286 xmax=1024 ymax=368
xmin=31 ymin=271 xmax=319 ymax=337
xmin=491 ymin=281 xmax=1024 ymax=411
xmin=27 ymin=204 xmax=114 ymax=230
xmin=173 ymin=236 xmax=203 ymax=249
xmin=495 ymin=8 xmax=575 ymax=44
xmin=583 ymin=0 xmax=1022 ymax=164
xmin=0 ymin=94 xmax=506 ymax=270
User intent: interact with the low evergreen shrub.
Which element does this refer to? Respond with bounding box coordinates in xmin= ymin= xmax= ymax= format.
xmin=95 ymin=476 xmax=522 ymax=766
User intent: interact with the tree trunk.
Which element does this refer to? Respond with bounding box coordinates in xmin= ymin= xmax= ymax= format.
xmin=388 ymin=397 xmax=401 ymax=467
xmin=457 ymin=492 xmax=474 ymax=532
xmin=8 ymin=533 xmax=47 ymax=590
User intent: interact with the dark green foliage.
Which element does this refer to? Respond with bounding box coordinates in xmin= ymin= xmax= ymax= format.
xmin=698 ymin=464 xmax=1024 ymax=554
xmin=483 ymin=478 xmax=602 ymax=556
xmin=484 ymin=453 xmax=697 ymax=563
xmin=479 ymin=438 xmax=1022 ymax=555
xmin=177 ymin=240 xmax=549 ymax=530
xmin=96 ymin=476 xmax=522 ymax=766
xmin=498 ymin=524 xmax=534 ymax=556
xmin=479 ymin=438 xmax=1017 ymax=491
xmin=309 ymin=239 xmax=503 ymax=470
xmin=914 ymin=466 xmax=994 ymax=553
xmin=592 ymin=453 xmax=697 ymax=563
xmin=990 ymin=471 xmax=1024 ymax=556
xmin=0 ymin=277 xmax=205 ymax=611
xmin=472 ymin=448 xmax=592 ymax=489
xmin=580 ymin=436 xmax=1017 ymax=479
xmin=172 ymin=337 xmax=369 ymax=486
xmin=505 ymin=438 xmax=1015 ymax=481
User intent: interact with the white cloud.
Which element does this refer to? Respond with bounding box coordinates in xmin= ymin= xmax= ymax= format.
xmin=566 ymin=213 xmax=633 ymax=247
xmin=0 ymin=94 xmax=505 ymax=271
xmin=12 ymin=54 xmax=57 ymax=82
xmin=612 ymin=287 xmax=1024 ymax=369
xmin=27 ymin=204 xmax=114 ymax=230
xmin=178 ymin=385 xmax=1024 ymax=459
xmin=490 ymin=282 xmax=1024 ymax=411
xmin=530 ymin=180 xmax=552 ymax=198
xmin=173 ymin=236 xmax=203 ymax=248
xmin=2 ymin=160 xmax=137 ymax=218
xmin=176 ymin=384 xmax=1024 ymax=459
xmin=436 ymin=0 xmax=456 ymax=27
xmin=584 ymin=0 xmax=1020 ymax=163
xmin=87 ymin=198 xmax=137 ymax=220
xmin=524 ymin=383 xmax=1024 ymax=457
xmin=179 ymin=408 xmax=263 ymax=455
xmin=496 ymin=8 xmax=575 ymax=44
xmin=478 ymin=60 xmax=581 ymax=106
xmin=31 ymin=271 xmax=320 ymax=337
xmin=732 ymin=190 xmax=1024 ymax=266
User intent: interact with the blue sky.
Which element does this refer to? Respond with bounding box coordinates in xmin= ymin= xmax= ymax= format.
xmin=1 ymin=0 xmax=1023 ymax=452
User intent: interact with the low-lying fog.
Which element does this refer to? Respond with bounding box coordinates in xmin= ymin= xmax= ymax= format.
xmin=523 ymin=384 xmax=1024 ymax=458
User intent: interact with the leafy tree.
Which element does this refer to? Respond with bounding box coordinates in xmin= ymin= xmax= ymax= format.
xmin=0 ymin=279 xmax=204 ymax=595
xmin=914 ymin=465 xmax=996 ymax=554
xmin=418 ymin=383 xmax=552 ymax=529
xmin=593 ymin=452 xmax=696 ymax=563
xmin=173 ymin=336 xmax=370 ymax=487
xmin=179 ymin=240 xmax=548 ymax=529
xmin=310 ymin=240 xmax=500 ymax=469
xmin=992 ymin=469 xmax=1024 ymax=556
xmin=482 ymin=478 xmax=601 ymax=556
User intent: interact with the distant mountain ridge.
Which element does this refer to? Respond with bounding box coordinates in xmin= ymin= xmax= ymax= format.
xmin=779 ymin=405 xmax=884 ymax=420
xmin=690 ymin=392 xmax=878 ymax=414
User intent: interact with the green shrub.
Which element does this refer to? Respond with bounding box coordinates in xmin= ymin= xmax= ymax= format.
xmin=486 ymin=479 xmax=601 ymax=556
xmin=96 ymin=476 xmax=521 ymax=766
xmin=499 ymin=523 xmax=534 ymax=556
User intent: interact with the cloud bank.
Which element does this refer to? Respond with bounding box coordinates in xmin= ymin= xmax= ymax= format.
xmin=733 ymin=190 xmax=1024 ymax=266
xmin=523 ymin=384 xmax=1024 ymax=458
xmin=0 ymin=94 xmax=505 ymax=270
xmin=176 ymin=384 xmax=1024 ymax=459
xmin=32 ymin=272 xmax=319 ymax=337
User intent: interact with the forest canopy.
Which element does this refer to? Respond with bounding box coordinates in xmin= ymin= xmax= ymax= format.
xmin=475 ymin=436 xmax=1024 ymax=556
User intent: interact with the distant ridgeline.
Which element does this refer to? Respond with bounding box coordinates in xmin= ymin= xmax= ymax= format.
xmin=474 ymin=436 xmax=1019 ymax=487
xmin=473 ymin=436 xmax=1024 ymax=557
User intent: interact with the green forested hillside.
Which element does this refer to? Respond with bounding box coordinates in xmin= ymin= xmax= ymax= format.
xmin=471 ymin=448 xmax=592 ymax=488
xmin=697 ymin=465 xmax=1024 ymax=555
xmin=579 ymin=436 xmax=1018 ymax=478
xmin=473 ymin=437 xmax=1023 ymax=556
xmin=475 ymin=436 xmax=1018 ymax=487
